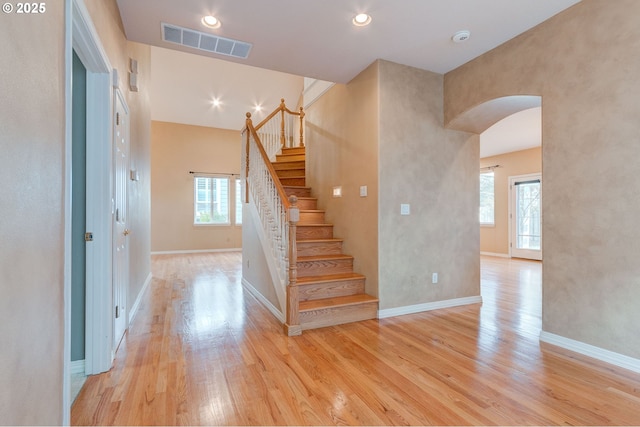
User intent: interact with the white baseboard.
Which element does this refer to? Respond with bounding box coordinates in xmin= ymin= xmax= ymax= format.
xmin=70 ymin=359 xmax=85 ymax=375
xmin=129 ymin=272 xmax=152 ymax=324
xmin=540 ymin=331 xmax=640 ymax=374
xmin=480 ymin=251 xmax=510 ymax=258
xmin=151 ymin=248 xmax=242 ymax=255
xmin=241 ymin=277 xmax=284 ymax=323
xmin=378 ymin=295 xmax=482 ymax=319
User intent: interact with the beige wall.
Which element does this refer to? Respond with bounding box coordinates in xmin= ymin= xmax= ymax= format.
xmin=151 ymin=121 xmax=242 ymax=252
xmin=0 ymin=1 xmax=151 ymax=422
xmin=306 ymin=62 xmax=380 ymax=297
xmin=445 ymin=0 xmax=640 ymax=358
xmin=306 ymin=60 xmax=480 ymax=310
xmin=378 ymin=60 xmax=479 ymax=309
xmin=0 ymin=2 xmax=65 ymax=424
xmin=241 ymin=205 xmax=281 ymax=311
xmin=85 ymin=0 xmax=152 ymax=314
xmin=480 ymin=147 xmax=542 ymax=255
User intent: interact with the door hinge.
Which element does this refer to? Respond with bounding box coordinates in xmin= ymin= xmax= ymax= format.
xmin=115 ymin=305 xmax=120 ymax=319
xmin=84 ymin=232 xmax=94 ymax=242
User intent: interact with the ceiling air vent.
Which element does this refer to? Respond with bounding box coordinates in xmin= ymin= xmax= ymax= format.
xmin=161 ymin=23 xmax=252 ymax=59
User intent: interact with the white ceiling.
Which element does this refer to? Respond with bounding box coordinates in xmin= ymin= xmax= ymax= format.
xmin=116 ymin=0 xmax=575 ymax=150
xmin=117 ymin=0 xmax=580 ymax=84
xmin=150 ymin=46 xmax=303 ymax=130
xmin=480 ymin=107 xmax=541 ymax=158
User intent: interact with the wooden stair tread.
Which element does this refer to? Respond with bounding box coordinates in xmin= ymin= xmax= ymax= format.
xmin=299 ymin=294 xmax=379 ymax=312
xmin=273 ymin=161 xmax=305 ymax=168
xmin=283 ymin=186 xmax=311 ymax=195
xmin=300 ymin=209 xmax=325 ymax=213
xmin=295 ymin=272 xmax=366 ymax=285
xmin=277 ymin=153 xmax=304 ymax=158
xmin=297 ymin=238 xmax=344 ymax=243
xmin=282 ymin=147 xmax=305 ymax=153
xmin=298 ymin=254 xmax=353 ymax=262
xmin=297 ymin=223 xmax=334 ymax=227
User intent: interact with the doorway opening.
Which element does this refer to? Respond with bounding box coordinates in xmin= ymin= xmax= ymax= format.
xmin=509 ymin=173 xmax=542 ymax=260
xmin=449 ymin=95 xmax=544 ymax=339
xmin=65 ymin=0 xmax=118 ymax=422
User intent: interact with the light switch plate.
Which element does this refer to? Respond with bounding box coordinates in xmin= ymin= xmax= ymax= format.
xmin=359 ymin=185 xmax=367 ymax=197
xmin=401 ymin=204 xmax=410 ymax=215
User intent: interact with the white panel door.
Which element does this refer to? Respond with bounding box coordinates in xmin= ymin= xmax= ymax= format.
xmin=113 ymin=89 xmax=129 ymax=350
xmin=510 ymin=174 xmax=542 ymax=260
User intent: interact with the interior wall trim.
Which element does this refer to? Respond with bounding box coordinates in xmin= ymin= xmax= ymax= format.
xmin=303 ymin=79 xmax=335 ymax=109
xmin=540 ymin=331 xmax=640 ymax=373
xmin=540 ymin=331 xmax=640 ymax=374
xmin=70 ymin=359 xmax=85 ymax=375
xmin=150 ymin=248 xmax=242 ymax=255
xmin=480 ymin=251 xmax=510 ymax=258
xmin=241 ymin=277 xmax=284 ymax=323
xmin=378 ymin=295 xmax=483 ymax=319
xmin=128 ymin=273 xmax=152 ymax=324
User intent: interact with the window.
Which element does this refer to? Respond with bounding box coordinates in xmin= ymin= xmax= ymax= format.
xmin=235 ymin=178 xmax=243 ymax=225
xmin=194 ymin=176 xmax=230 ymax=224
xmin=479 ymin=171 xmax=495 ymax=225
xmin=193 ymin=176 xmax=243 ymax=226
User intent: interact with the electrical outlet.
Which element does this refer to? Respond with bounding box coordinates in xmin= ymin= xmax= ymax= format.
xmin=432 ymin=272 xmax=438 ymax=284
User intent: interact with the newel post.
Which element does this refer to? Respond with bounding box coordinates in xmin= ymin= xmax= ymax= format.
xmin=299 ymin=106 xmax=305 ymax=147
xmin=279 ymin=98 xmax=286 ymax=148
xmin=245 ymin=112 xmax=252 ymax=203
xmin=285 ymin=195 xmax=302 ymax=336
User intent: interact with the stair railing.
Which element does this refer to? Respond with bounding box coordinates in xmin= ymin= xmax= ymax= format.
xmin=242 ymin=99 xmax=304 ymax=335
xmin=254 ymin=98 xmax=305 ymax=162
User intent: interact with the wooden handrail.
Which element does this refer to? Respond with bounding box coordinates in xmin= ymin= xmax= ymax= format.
xmin=243 ymin=98 xmax=306 ymax=335
xmin=245 ymin=113 xmax=291 ymax=210
xmin=254 ymin=98 xmax=304 ymax=131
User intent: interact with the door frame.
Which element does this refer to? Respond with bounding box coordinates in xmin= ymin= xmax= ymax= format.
xmin=64 ymin=0 xmax=115 ymax=422
xmin=112 ymin=87 xmax=130 ymax=350
xmin=508 ymin=173 xmax=543 ymax=260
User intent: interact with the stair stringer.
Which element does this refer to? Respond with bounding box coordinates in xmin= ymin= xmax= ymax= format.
xmin=245 ymin=191 xmax=287 ymax=314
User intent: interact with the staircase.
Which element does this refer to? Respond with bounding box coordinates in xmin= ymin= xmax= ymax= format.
xmin=273 ymin=146 xmax=379 ymax=333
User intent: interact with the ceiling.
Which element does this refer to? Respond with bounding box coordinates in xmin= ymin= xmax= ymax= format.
xmin=116 ymin=0 xmax=575 ymax=152
xmin=480 ymin=107 xmax=541 ymax=158
xmin=150 ymin=46 xmax=303 ymax=130
xmin=116 ymin=0 xmax=580 ymax=84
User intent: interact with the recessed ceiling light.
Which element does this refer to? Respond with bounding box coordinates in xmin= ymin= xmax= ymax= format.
xmin=352 ymin=13 xmax=371 ymax=27
xmin=452 ymin=30 xmax=471 ymax=43
xmin=212 ymin=97 xmax=221 ymax=107
xmin=202 ymin=15 xmax=221 ymax=29
xmin=253 ymin=104 xmax=262 ymax=112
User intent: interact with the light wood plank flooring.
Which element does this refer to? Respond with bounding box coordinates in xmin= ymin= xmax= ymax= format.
xmin=71 ymin=253 xmax=640 ymax=425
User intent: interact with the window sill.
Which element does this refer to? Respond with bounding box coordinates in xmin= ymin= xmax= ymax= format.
xmin=480 ymin=223 xmax=495 ymax=228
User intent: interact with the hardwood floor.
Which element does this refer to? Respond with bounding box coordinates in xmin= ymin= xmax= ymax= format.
xmin=71 ymin=253 xmax=640 ymax=425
